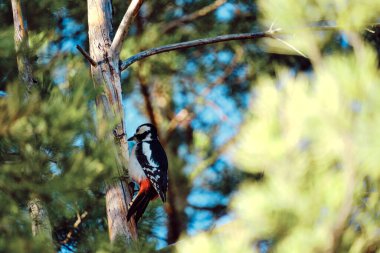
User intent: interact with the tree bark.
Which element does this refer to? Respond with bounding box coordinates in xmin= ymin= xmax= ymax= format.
xmin=12 ymin=0 xmax=53 ymax=245
xmin=167 ymin=183 xmax=187 ymax=244
xmin=11 ymin=0 xmax=35 ymax=90
xmin=87 ymin=0 xmax=138 ymax=243
xmin=28 ymin=198 xmax=53 ymax=241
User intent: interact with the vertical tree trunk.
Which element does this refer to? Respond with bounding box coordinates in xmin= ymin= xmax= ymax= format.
xmin=166 ymin=157 xmax=189 ymax=244
xmin=28 ymin=198 xmax=53 ymax=241
xmin=11 ymin=0 xmax=52 ymax=244
xmin=167 ymin=185 xmax=186 ymax=244
xmin=87 ymin=0 xmax=138 ymax=243
xmin=11 ymin=0 xmax=35 ymax=90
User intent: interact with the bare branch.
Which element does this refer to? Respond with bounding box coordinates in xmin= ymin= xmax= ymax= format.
xmin=11 ymin=0 xmax=35 ymax=90
xmin=60 ymin=211 xmax=88 ymax=245
xmin=76 ymin=45 xmax=97 ymax=66
xmin=121 ymin=23 xmax=380 ymax=71
xmin=111 ymin=0 xmax=144 ymax=56
xmin=163 ymin=0 xmax=227 ymax=33
xmin=120 ymin=32 xmax=271 ymax=70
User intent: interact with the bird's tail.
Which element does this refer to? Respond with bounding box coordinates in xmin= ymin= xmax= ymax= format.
xmin=127 ymin=179 xmax=156 ymax=223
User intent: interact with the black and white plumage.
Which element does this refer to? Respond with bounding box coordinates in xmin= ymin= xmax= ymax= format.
xmin=127 ymin=123 xmax=168 ymax=222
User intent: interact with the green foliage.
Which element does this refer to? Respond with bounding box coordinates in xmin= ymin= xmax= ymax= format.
xmin=177 ymin=1 xmax=380 ymax=252
xmin=2 ymin=0 xmax=380 ymax=251
xmin=0 ymin=80 xmax=119 ymax=252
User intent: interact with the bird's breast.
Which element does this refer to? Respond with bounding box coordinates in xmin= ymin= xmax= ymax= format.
xmin=129 ymin=145 xmax=147 ymax=183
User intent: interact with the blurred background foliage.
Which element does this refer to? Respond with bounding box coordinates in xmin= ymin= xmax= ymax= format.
xmin=177 ymin=0 xmax=380 ymax=253
xmin=0 ymin=0 xmax=379 ymax=252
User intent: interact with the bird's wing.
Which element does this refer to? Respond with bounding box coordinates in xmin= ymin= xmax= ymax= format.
xmin=135 ymin=141 xmax=168 ymax=202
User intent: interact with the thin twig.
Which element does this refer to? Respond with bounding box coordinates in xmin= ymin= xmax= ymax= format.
xmin=205 ymin=100 xmax=230 ymax=122
xmin=120 ymin=32 xmax=271 ymax=70
xmin=163 ymin=0 xmax=227 ymax=33
xmin=76 ymin=45 xmax=97 ymax=67
xmin=263 ymin=21 xmax=307 ymax=58
xmin=272 ymin=36 xmax=307 ymax=58
xmin=60 ymin=211 xmax=88 ymax=245
xmin=111 ymin=0 xmax=144 ymax=55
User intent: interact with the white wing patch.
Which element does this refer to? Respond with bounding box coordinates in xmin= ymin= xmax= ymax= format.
xmin=142 ymin=142 xmax=159 ymax=167
xmin=141 ymin=142 xmax=163 ymax=197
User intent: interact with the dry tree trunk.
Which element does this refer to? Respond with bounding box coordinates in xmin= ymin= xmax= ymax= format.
xmin=11 ymin=0 xmax=52 ymax=243
xmin=28 ymin=198 xmax=53 ymax=241
xmin=11 ymin=0 xmax=35 ymax=91
xmin=85 ymin=0 xmax=278 ymax=246
xmin=87 ymin=0 xmax=139 ymax=243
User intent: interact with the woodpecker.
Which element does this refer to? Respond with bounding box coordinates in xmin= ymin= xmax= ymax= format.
xmin=127 ymin=123 xmax=168 ymax=222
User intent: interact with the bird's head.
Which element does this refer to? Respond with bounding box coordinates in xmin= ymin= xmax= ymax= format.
xmin=128 ymin=123 xmax=158 ymax=142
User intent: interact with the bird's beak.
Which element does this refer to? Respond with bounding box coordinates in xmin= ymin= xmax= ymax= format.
xmin=127 ymin=135 xmax=136 ymax=141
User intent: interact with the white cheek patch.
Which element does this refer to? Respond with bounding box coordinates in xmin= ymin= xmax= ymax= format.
xmin=138 ymin=125 xmax=150 ymax=134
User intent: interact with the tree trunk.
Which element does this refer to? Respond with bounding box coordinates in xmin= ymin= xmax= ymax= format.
xmin=28 ymin=198 xmax=53 ymax=241
xmin=87 ymin=0 xmax=138 ymax=243
xmin=166 ymin=157 xmax=189 ymax=244
xmin=11 ymin=0 xmax=35 ymax=90
xmin=167 ymin=184 xmax=186 ymax=244
xmin=11 ymin=0 xmax=52 ymax=244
